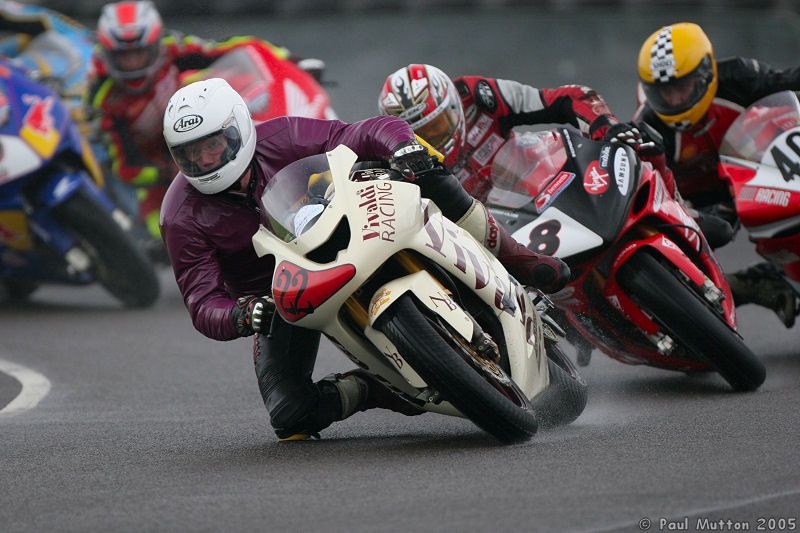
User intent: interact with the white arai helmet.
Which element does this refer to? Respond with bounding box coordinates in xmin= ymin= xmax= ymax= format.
xmin=163 ymin=78 xmax=257 ymax=194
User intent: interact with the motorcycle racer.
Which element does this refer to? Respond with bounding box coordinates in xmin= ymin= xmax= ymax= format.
xmin=159 ymin=78 xmax=570 ymax=440
xmin=87 ymin=0 xmax=321 ymax=240
xmin=378 ymin=64 xmax=640 ymax=204
xmin=633 ymin=22 xmax=800 ymax=327
xmin=379 ymin=64 xmax=642 ymax=362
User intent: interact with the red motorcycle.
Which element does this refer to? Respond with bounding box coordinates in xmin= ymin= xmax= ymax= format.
xmin=180 ymin=42 xmax=336 ymax=121
xmin=718 ymin=90 xmax=800 ymax=300
xmin=487 ymin=128 xmax=765 ymax=391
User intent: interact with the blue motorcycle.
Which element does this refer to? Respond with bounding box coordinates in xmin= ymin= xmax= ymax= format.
xmin=0 ymin=59 xmax=159 ymax=307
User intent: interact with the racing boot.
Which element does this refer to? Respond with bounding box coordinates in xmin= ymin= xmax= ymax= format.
xmin=334 ymin=369 xmax=425 ymax=417
xmin=273 ymin=371 xmax=423 ymax=442
xmin=456 ymin=199 xmax=571 ymax=293
xmin=726 ymin=262 xmax=799 ymax=328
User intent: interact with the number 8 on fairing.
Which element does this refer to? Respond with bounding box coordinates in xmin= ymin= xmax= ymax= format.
xmin=528 ymin=220 xmax=561 ymax=255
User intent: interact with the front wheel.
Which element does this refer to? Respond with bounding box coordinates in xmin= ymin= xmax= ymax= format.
xmin=532 ymin=342 xmax=588 ymax=429
xmin=53 ymin=189 xmax=160 ymax=308
xmin=619 ymin=251 xmax=765 ymax=391
xmin=378 ymin=293 xmax=539 ymax=444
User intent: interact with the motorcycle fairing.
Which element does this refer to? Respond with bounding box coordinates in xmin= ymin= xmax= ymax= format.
xmin=0 ymin=61 xmax=124 ymax=284
xmin=272 ymin=261 xmax=356 ymax=323
xmin=253 ymin=145 xmax=549 ymax=404
xmin=548 ymin=130 xmax=640 ymax=244
xmin=511 ymin=206 xmax=603 ymax=259
xmin=721 ymin=155 xmax=800 ymax=230
xmin=491 ymin=130 xmax=641 ymax=258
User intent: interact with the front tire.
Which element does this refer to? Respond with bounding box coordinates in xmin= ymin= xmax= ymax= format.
xmin=378 ymin=293 xmax=539 ymax=443
xmin=53 ymin=189 xmax=160 ymax=308
xmin=1 ymin=279 xmax=39 ymax=301
xmin=532 ymin=342 xmax=588 ymax=429
xmin=619 ymin=251 xmax=765 ymax=391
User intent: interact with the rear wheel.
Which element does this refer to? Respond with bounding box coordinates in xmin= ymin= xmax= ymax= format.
xmin=53 ymin=189 xmax=160 ymax=308
xmin=378 ymin=293 xmax=539 ymax=443
xmin=619 ymin=251 xmax=765 ymax=391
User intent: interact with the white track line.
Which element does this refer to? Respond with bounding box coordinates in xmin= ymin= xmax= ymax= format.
xmin=0 ymin=358 xmax=51 ymax=416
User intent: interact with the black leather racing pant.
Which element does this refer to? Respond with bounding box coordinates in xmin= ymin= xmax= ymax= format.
xmin=253 ymin=316 xmax=343 ymax=439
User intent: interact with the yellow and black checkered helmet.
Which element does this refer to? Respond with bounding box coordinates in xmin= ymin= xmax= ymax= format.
xmin=638 ymin=23 xmax=718 ymax=130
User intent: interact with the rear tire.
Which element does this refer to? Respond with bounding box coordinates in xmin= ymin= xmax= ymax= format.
xmin=619 ymin=251 xmax=765 ymax=391
xmin=379 ymin=293 xmax=539 ymax=444
xmin=53 ymin=189 xmax=159 ymax=308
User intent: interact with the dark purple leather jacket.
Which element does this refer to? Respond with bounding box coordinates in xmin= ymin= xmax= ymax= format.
xmin=160 ymin=115 xmax=414 ymax=340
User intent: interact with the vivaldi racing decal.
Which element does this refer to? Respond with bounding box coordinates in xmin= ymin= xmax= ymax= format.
xmin=272 ymin=261 xmax=356 ymax=322
xmin=358 ymin=181 xmax=396 ymax=242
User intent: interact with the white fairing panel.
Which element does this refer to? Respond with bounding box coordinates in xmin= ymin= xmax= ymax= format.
xmin=0 ymin=136 xmax=42 ymax=185
xmin=511 ymin=206 xmax=603 ymax=258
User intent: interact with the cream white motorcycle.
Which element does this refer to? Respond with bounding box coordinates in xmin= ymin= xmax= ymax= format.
xmin=252 ymin=145 xmax=587 ymax=443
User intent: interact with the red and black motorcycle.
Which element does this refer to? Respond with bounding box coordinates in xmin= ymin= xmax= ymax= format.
xmin=718 ymin=90 xmax=800 ymax=305
xmin=486 ymin=128 xmax=765 ymax=391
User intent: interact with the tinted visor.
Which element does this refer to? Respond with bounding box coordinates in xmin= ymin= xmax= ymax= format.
xmin=107 ymin=42 xmax=159 ymax=78
xmin=414 ymin=105 xmax=460 ymax=153
xmin=169 ymin=120 xmax=243 ymax=178
xmin=643 ymin=55 xmax=713 ymax=116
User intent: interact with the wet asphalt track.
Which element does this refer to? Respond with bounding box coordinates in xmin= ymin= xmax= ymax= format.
xmin=2 ymin=6 xmax=799 ymax=532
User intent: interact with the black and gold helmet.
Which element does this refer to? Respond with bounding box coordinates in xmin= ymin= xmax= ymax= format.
xmin=638 ymin=23 xmax=718 ymax=130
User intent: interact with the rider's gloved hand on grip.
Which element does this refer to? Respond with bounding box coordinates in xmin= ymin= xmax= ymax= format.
xmin=232 ymin=295 xmax=275 ymax=337
xmin=388 ymin=140 xmax=435 ymax=181
xmin=603 ymin=122 xmax=643 ymax=151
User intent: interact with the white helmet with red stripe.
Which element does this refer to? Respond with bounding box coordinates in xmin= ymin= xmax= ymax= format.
xmin=378 ymin=64 xmax=465 ymax=167
xmin=97 ymin=0 xmax=164 ymax=92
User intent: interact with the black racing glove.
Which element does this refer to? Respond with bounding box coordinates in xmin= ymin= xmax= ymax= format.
xmin=232 ymin=295 xmax=275 ymax=337
xmin=603 ymin=122 xmax=643 ymax=151
xmin=388 ymin=140 xmax=436 ymax=181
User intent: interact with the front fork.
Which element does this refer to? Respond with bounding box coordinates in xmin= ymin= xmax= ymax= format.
xmin=602 ymin=227 xmax=734 ymax=354
xmin=345 ymin=250 xmax=502 ymax=365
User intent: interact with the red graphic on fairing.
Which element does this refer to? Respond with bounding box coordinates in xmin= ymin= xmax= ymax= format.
xmin=22 ymin=95 xmax=55 ymax=135
xmin=272 ymin=261 xmax=356 ymax=322
xmin=583 ymin=161 xmax=609 ymax=195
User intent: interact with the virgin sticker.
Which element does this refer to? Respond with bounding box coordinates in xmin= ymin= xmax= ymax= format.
xmin=583 ymin=161 xmax=610 ymax=195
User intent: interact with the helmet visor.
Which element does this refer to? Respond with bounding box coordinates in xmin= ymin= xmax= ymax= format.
xmin=414 ymin=105 xmax=461 ymax=154
xmin=643 ymin=55 xmax=713 ymax=117
xmin=169 ymin=118 xmax=243 ymax=178
xmin=106 ymin=42 xmax=159 ymax=79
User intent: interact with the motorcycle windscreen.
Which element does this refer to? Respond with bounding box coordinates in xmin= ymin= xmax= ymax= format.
xmin=487 ymin=131 xmax=568 ymax=210
xmin=488 ymin=128 xmax=639 ymax=258
xmin=182 ymin=47 xmax=272 ymax=117
xmin=260 ymin=153 xmax=334 ymax=242
xmin=720 ymin=91 xmax=800 ymax=226
xmin=16 ymin=32 xmax=86 ymax=89
xmin=720 ymin=91 xmax=800 ymax=165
